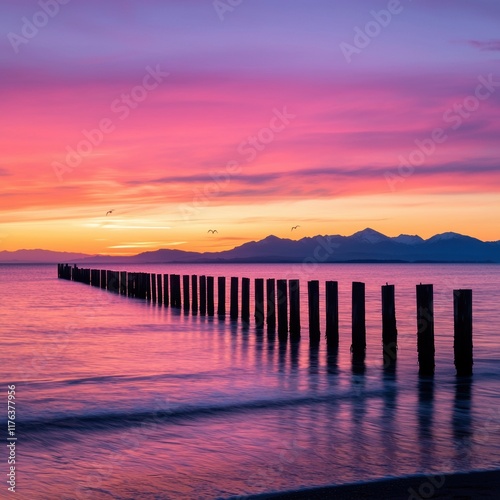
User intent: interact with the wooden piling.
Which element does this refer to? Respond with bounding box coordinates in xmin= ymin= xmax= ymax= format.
xmin=230 ymin=277 xmax=238 ymax=320
xmin=191 ymin=275 xmax=198 ymax=315
xmin=128 ymin=273 xmax=135 ymax=298
xmin=308 ymin=280 xmax=320 ymax=343
xmin=325 ymin=281 xmax=339 ymax=345
xmin=416 ymin=284 xmax=435 ymax=376
xmin=241 ymin=277 xmax=250 ymax=324
xmin=100 ymin=270 xmax=106 ymax=289
xmin=157 ymin=274 xmax=163 ymax=305
xmin=146 ymin=273 xmax=152 ymax=301
xmin=351 ymin=282 xmax=366 ymax=354
xmin=120 ymin=271 xmax=127 ymax=296
xmin=266 ymin=279 xmax=276 ymax=330
xmin=454 ymin=289 xmax=473 ymax=376
xmin=217 ymin=277 xmax=226 ymax=317
xmin=183 ymin=275 xmax=190 ymax=311
xmin=277 ymin=279 xmax=288 ymax=339
xmin=151 ymin=274 xmax=157 ymax=304
xmin=163 ymin=274 xmax=169 ymax=306
xmin=199 ymin=275 xmax=207 ymax=316
xmin=254 ymin=278 xmax=265 ymax=328
xmin=171 ymin=274 xmax=181 ymax=308
xmin=382 ymin=284 xmax=397 ymax=348
xmin=289 ymin=279 xmax=301 ymax=340
xmin=207 ymin=276 xmax=215 ymax=316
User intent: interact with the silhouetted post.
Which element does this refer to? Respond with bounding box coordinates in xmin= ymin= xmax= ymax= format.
xmin=152 ymin=274 xmax=157 ymax=304
xmin=146 ymin=273 xmax=152 ymax=301
xmin=199 ymin=275 xmax=207 ymax=316
xmin=183 ymin=275 xmax=190 ymax=311
xmin=157 ymin=274 xmax=163 ymax=304
xmin=454 ymin=289 xmax=473 ymax=376
xmin=241 ymin=278 xmax=250 ymax=324
xmin=120 ymin=271 xmax=126 ymax=295
xmin=325 ymin=281 xmax=339 ymax=344
xmin=191 ymin=275 xmax=198 ymax=315
xmin=382 ymin=285 xmax=398 ymax=361
xmin=277 ymin=279 xmax=288 ymax=339
xmin=351 ymin=282 xmax=366 ymax=354
xmin=416 ymin=284 xmax=435 ymax=376
xmin=163 ymin=274 xmax=169 ymax=306
xmin=289 ymin=279 xmax=301 ymax=340
xmin=217 ymin=277 xmax=226 ymax=317
xmin=94 ymin=269 xmax=101 ymax=288
xmin=171 ymin=274 xmax=181 ymax=308
xmin=308 ymin=280 xmax=320 ymax=343
xmin=128 ymin=273 xmax=135 ymax=298
xmin=207 ymin=276 xmax=215 ymax=316
xmin=266 ymin=279 xmax=276 ymax=330
xmin=230 ymin=277 xmax=238 ymax=320
xmin=254 ymin=278 xmax=265 ymax=328
xmin=100 ymin=270 xmax=106 ymax=289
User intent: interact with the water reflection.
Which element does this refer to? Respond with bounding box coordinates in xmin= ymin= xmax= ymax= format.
xmin=453 ymin=377 xmax=473 ymax=469
xmin=418 ymin=377 xmax=435 ymax=468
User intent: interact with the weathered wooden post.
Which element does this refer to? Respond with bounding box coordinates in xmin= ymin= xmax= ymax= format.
xmin=183 ymin=275 xmax=190 ymax=311
xmin=146 ymin=273 xmax=152 ymax=301
xmin=152 ymin=274 xmax=157 ymax=303
xmin=230 ymin=277 xmax=238 ymax=320
xmin=128 ymin=273 xmax=135 ymax=298
xmin=308 ymin=280 xmax=320 ymax=343
xmin=254 ymin=278 xmax=265 ymax=328
xmin=100 ymin=270 xmax=106 ymax=289
xmin=217 ymin=277 xmax=226 ymax=317
xmin=120 ymin=271 xmax=127 ymax=295
xmin=325 ymin=281 xmax=339 ymax=345
xmin=454 ymin=289 xmax=473 ymax=376
xmin=351 ymin=282 xmax=366 ymax=355
xmin=277 ymin=279 xmax=288 ymax=339
xmin=191 ymin=275 xmax=198 ymax=315
xmin=241 ymin=277 xmax=250 ymax=324
xmin=207 ymin=276 xmax=215 ymax=316
xmin=289 ymin=279 xmax=300 ymax=340
xmin=171 ymin=274 xmax=181 ymax=308
xmin=266 ymin=279 xmax=276 ymax=330
xmin=157 ymin=274 xmax=163 ymax=305
xmin=199 ymin=275 xmax=207 ymax=316
xmin=416 ymin=284 xmax=435 ymax=376
xmin=382 ymin=284 xmax=397 ymax=367
xmin=163 ymin=274 xmax=169 ymax=306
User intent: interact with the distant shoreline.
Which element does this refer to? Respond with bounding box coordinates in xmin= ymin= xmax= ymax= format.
xmin=238 ymin=469 xmax=500 ymax=499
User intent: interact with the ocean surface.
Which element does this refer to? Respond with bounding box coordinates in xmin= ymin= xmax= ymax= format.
xmin=1 ymin=263 xmax=499 ymax=499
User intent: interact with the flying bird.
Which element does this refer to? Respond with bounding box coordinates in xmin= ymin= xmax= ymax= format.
xmin=208 ymin=229 xmax=218 ymax=234
xmin=291 ymin=225 xmax=300 ymax=231
xmin=106 ymin=210 xmax=114 ymax=216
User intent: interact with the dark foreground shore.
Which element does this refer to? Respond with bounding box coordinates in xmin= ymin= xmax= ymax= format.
xmin=239 ymin=469 xmax=500 ymax=500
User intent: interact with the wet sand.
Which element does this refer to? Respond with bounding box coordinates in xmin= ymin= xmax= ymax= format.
xmin=242 ymin=469 xmax=500 ymax=499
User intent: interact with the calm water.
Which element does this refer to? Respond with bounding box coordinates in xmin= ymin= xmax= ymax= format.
xmin=1 ymin=263 xmax=499 ymax=499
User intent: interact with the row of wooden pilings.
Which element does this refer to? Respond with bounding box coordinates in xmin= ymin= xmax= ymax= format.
xmin=57 ymin=264 xmax=473 ymax=377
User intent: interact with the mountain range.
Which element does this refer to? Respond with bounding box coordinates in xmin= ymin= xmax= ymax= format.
xmin=1 ymin=229 xmax=500 ymax=264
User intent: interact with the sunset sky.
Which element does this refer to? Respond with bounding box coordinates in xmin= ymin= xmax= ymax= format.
xmin=1 ymin=0 xmax=499 ymax=255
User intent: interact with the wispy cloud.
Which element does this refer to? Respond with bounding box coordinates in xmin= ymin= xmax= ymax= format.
xmin=466 ymin=39 xmax=500 ymax=52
